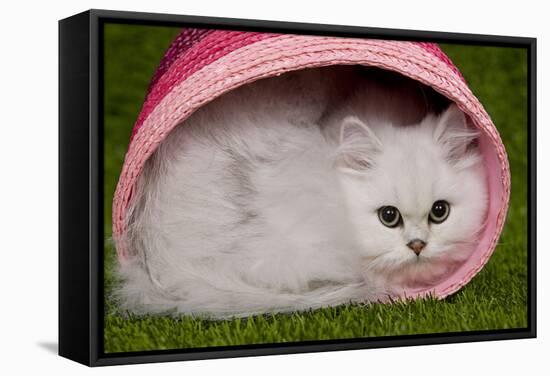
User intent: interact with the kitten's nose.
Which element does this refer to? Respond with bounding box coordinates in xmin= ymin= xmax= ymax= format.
xmin=407 ymin=239 xmax=427 ymax=255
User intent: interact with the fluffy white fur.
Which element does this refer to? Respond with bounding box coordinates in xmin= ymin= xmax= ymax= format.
xmin=114 ymin=67 xmax=488 ymax=319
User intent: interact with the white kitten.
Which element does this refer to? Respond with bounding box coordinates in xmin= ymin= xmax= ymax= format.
xmin=114 ymin=68 xmax=488 ymax=319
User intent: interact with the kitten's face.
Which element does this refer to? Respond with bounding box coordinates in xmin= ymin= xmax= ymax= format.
xmin=336 ymin=105 xmax=488 ymax=289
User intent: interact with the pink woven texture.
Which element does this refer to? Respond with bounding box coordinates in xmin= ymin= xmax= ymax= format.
xmin=416 ymin=42 xmax=466 ymax=81
xmin=147 ymin=28 xmax=213 ymax=92
xmin=132 ymin=30 xmax=277 ymax=139
xmin=113 ymin=29 xmax=510 ymax=300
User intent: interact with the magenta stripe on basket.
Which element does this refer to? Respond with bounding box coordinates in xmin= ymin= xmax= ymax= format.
xmin=132 ymin=30 xmax=279 ymax=139
xmin=147 ymin=28 xmax=213 ymax=92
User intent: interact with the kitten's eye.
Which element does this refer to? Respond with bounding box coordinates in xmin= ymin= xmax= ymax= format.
xmin=378 ymin=206 xmax=401 ymax=228
xmin=429 ymin=200 xmax=450 ymax=224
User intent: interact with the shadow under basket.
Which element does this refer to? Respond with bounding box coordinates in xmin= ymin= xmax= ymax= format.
xmin=112 ymin=28 xmax=510 ymax=301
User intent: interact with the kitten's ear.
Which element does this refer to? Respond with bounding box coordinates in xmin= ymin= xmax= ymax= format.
xmin=434 ymin=104 xmax=480 ymax=165
xmin=335 ymin=116 xmax=382 ymax=173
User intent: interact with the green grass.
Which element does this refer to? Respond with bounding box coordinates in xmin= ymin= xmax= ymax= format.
xmin=103 ymin=25 xmax=528 ymax=353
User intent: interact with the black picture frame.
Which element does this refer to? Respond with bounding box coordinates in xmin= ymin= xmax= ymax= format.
xmin=59 ymin=8 xmax=537 ymax=367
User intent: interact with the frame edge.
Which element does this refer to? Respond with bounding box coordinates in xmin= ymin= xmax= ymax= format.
xmin=59 ymin=10 xmax=94 ymax=366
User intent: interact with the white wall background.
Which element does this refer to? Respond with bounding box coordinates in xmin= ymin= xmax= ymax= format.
xmin=0 ymin=0 xmax=546 ymax=374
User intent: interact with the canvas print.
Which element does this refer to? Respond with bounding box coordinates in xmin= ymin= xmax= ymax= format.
xmin=103 ymin=23 xmax=528 ymax=353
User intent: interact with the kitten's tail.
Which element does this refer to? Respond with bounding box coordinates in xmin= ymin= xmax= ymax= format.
xmin=111 ymin=258 xmax=375 ymax=319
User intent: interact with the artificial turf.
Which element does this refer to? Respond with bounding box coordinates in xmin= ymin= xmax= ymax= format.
xmin=102 ymin=24 xmax=528 ymax=353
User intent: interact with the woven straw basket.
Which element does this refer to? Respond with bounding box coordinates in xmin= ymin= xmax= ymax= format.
xmin=112 ymin=28 xmax=510 ymax=300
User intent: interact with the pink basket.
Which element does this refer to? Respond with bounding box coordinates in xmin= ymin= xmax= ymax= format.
xmin=112 ymin=29 xmax=511 ymax=300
